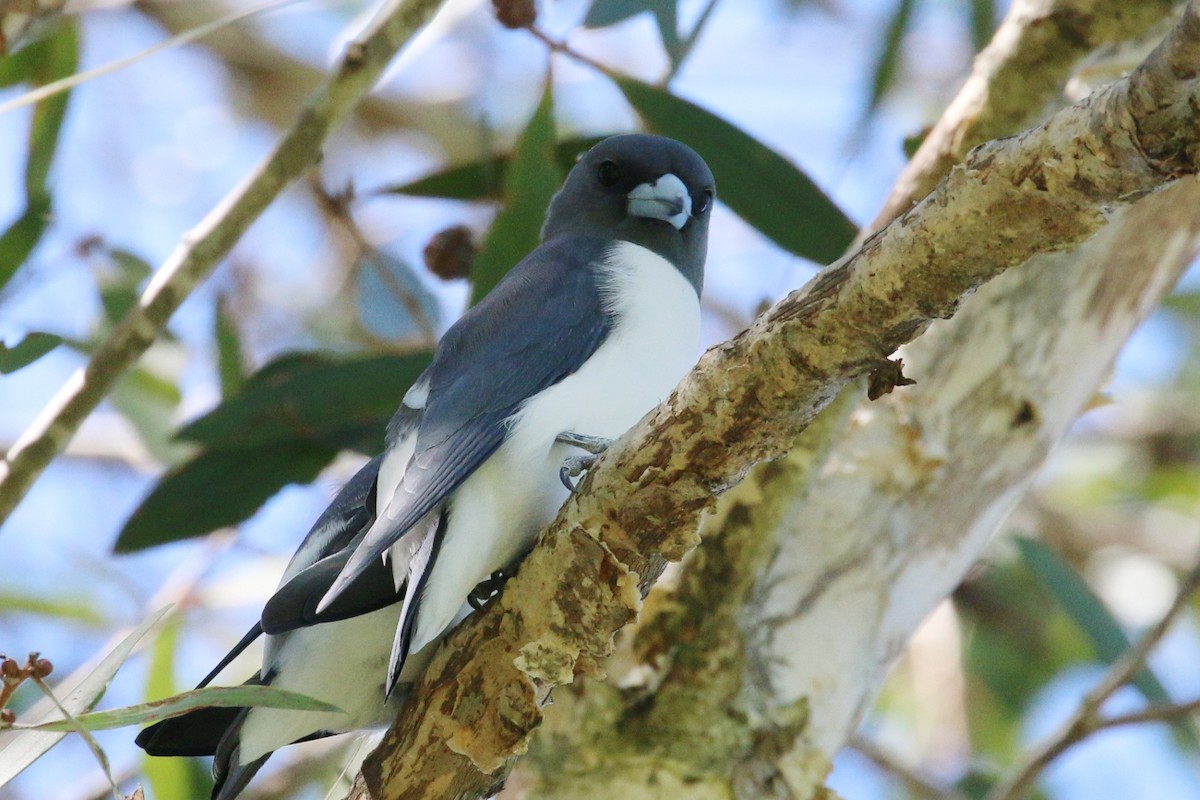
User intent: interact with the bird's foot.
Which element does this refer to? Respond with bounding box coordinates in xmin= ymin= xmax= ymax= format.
xmin=468 ymin=569 xmax=509 ymax=610
xmin=555 ymin=431 xmax=613 ymax=454
xmin=556 ymin=432 xmax=613 ymax=492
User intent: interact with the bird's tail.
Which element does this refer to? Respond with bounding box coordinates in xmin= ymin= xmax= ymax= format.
xmin=211 ymin=710 xmax=270 ymax=800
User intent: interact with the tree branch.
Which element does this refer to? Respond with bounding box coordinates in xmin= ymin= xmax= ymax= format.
xmin=0 ymin=0 xmax=446 ymax=527
xmin=348 ymin=4 xmax=1200 ymax=798
xmin=983 ymin=555 xmax=1200 ymax=800
xmin=870 ymin=0 xmax=1179 ymax=232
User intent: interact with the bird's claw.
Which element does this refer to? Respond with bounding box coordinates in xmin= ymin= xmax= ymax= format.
xmin=468 ymin=569 xmax=509 ymax=610
xmin=559 ymin=454 xmax=598 ymax=493
xmin=555 ymin=431 xmax=612 ymax=454
xmin=556 ymin=432 xmax=613 ymax=493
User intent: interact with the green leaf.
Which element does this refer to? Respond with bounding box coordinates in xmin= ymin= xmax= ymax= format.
xmin=865 ymin=0 xmax=917 ymax=119
xmin=1016 ymin=537 xmax=1199 ymax=745
xmin=113 ymin=440 xmax=340 ymax=552
xmin=140 ymin=615 xmax=206 ymax=800
xmin=0 ymin=607 xmax=171 ymax=787
xmin=0 ymin=200 xmax=50 ymax=290
xmin=109 ymin=363 xmax=188 ymax=465
xmin=97 ymin=247 xmax=154 ymax=326
xmin=378 ymin=136 xmax=604 ymax=201
xmin=614 ymin=77 xmax=858 ymax=264
xmin=584 ymin=0 xmax=656 ymax=27
xmin=0 ymin=332 xmax=62 ymax=374
xmin=178 ymin=352 xmax=432 ymax=452
xmin=470 ymin=81 xmax=563 ymax=304
xmin=0 ymin=590 xmax=107 ymax=626
xmin=13 ymin=685 xmax=341 ymax=733
xmin=23 ymin=21 xmax=79 ymax=200
xmin=214 ymin=295 xmax=245 ymax=398
xmin=970 ymin=0 xmax=997 ymax=53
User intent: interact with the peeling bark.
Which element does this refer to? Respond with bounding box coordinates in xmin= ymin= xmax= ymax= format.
xmin=347 ymin=6 xmax=1200 ymax=799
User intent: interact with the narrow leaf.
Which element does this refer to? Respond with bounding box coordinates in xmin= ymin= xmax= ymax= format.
xmin=615 ymin=76 xmax=857 ymax=264
xmin=1016 ymin=537 xmax=1199 ymax=745
xmin=97 ymin=247 xmax=154 ymax=326
xmin=583 ymin=0 xmax=656 ymax=27
xmin=865 ymin=0 xmax=916 ymax=118
xmin=14 ymin=685 xmax=341 ymax=733
xmin=970 ymin=0 xmax=997 ymax=53
xmin=140 ymin=616 xmax=204 ymax=800
xmin=177 ymin=352 xmax=432 ymax=451
xmin=0 ymin=607 xmax=171 ymax=787
xmin=470 ymin=81 xmax=563 ymax=303
xmin=214 ymin=295 xmax=245 ymax=398
xmin=0 ymin=590 xmax=106 ymax=625
xmin=114 ymin=440 xmax=340 ymax=552
xmin=0 ymin=200 xmax=50 ymax=290
xmin=378 ymin=136 xmax=602 ymax=201
xmin=24 ymin=21 xmax=79 ymax=199
xmin=0 ymin=332 xmax=62 ymax=374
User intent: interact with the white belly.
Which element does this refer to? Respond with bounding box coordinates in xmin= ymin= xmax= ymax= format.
xmin=239 ymin=604 xmax=405 ymax=762
xmin=407 ymin=240 xmax=702 ymax=654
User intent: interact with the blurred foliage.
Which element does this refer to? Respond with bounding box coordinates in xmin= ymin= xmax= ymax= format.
xmin=469 ymin=79 xmax=563 ymax=303
xmin=115 ymin=351 xmax=431 ymax=551
xmin=0 ymin=20 xmax=76 ymax=295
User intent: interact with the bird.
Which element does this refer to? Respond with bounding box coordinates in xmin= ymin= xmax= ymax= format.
xmin=135 ymin=133 xmax=715 ymax=800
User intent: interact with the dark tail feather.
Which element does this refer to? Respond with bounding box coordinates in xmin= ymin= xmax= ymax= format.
xmin=136 ymin=705 xmax=245 ymax=757
xmin=211 ymin=709 xmax=269 ymax=800
xmin=387 ymin=508 xmax=448 ymax=696
xmin=135 ymin=668 xmax=263 ymax=758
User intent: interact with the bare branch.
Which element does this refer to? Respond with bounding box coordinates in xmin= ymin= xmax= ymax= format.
xmin=870 ymin=0 xmax=1179 ymax=232
xmin=1095 ymin=696 xmax=1200 ymax=732
xmin=349 ymin=5 xmax=1200 ymax=798
xmin=850 ymin=736 xmax=971 ymax=800
xmin=0 ymin=0 xmax=447 ymax=527
xmin=983 ymin=555 xmax=1200 ymax=800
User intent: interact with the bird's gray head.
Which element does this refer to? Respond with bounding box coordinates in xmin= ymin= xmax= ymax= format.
xmin=542 ymin=134 xmax=715 ymax=293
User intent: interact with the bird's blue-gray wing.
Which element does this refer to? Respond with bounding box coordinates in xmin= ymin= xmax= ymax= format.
xmin=320 ymin=235 xmax=615 ymax=610
xmin=261 ymin=452 xmax=407 ymax=633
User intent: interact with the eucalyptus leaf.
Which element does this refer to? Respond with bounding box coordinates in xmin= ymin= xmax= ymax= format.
xmin=114 ymin=440 xmax=340 ymax=552
xmin=470 ymin=81 xmax=563 ymax=303
xmin=865 ymin=0 xmax=917 ymax=119
xmin=177 ymin=352 xmax=432 ymax=452
xmin=0 ymin=607 xmax=171 ymax=787
xmin=1016 ymin=537 xmax=1199 ymax=746
xmin=13 ymin=685 xmax=340 ymax=733
xmin=0 ymin=332 xmax=62 ymax=374
xmin=378 ymin=137 xmax=603 ymax=202
xmin=615 ymin=76 xmax=857 ymax=264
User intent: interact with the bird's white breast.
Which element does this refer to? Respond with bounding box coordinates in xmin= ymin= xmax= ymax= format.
xmin=507 ymin=239 xmax=702 ymax=459
xmin=407 ymin=240 xmax=702 ymax=654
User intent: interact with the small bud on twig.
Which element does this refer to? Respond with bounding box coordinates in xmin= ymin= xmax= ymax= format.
xmin=423 ymin=225 xmax=476 ymax=281
xmin=492 ymin=0 xmax=536 ymax=29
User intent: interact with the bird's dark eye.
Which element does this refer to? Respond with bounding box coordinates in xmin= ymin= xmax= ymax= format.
xmin=695 ymin=189 xmax=714 ymax=215
xmin=596 ymin=160 xmax=622 ymax=187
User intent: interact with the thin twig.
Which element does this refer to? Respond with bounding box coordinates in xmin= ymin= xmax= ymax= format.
xmin=0 ymin=0 xmax=447 ymax=527
xmin=984 ymin=555 xmax=1200 ymax=800
xmin=1094 ymin=696 xmax=1200 ymax=732
xmin=310 ymin=178 xmax=438 ymax=347
xmin=851 ymin=735 xmax=971 ymax=800
xmin=0 ymin=0 xmax=297 ymax=116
